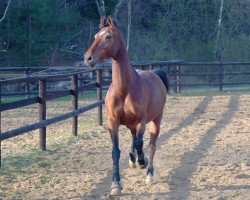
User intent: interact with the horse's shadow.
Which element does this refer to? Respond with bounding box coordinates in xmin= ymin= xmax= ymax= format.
xmin=82 ymin=95 xmax=214 ymax=199
xmin=157 ymin=95 xmax=213 ymax=147
xmin=166 ymin=95 xmax=240 ymax=200
xmin=82 ymin=95 xmax=242 ymax=199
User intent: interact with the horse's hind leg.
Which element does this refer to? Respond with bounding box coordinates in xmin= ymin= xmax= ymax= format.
xmin=135 ymin=122 xmax=148 ymax=168
xmin=129 ymin=129 xmax=136 ymax=168
xmin=146 ymin=117 xmax=161 ymax=184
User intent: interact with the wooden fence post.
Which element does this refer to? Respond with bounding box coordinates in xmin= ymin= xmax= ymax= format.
xmin=0 ymin=84 xmax=2 ymax=168
xmin=96 ymin=69 xmax=103 ymax=126
xmin=168 ymin=65 xmax=171 ymax=74
xmin=219 ymin=64 xmax=223 ymax=91
xmin=176 ymin=64 xmax=181 ymax=93
xmin=39 ymin=79 xmax=46 ymax=151
xmin=79 ymin=73 xmax=83 ymax=97
xmin=173 ymin=67 xmax=177 ymax=93
xmin=25 ymin=68 xmax=30 ymax=99
xmin=71 ymin=75 xmax=78 ymax=136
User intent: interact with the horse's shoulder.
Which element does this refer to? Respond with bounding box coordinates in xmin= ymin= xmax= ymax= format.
xmin=106 ymin=86 xmax=118 ymax=101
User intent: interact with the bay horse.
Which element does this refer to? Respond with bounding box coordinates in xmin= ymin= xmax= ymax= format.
xmin=84 ymin=16 xmax=169 ymax=196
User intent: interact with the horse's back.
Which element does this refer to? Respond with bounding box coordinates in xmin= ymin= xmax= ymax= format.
xmin=137 ymin=70 xmax=167 ymax=121
xmin=137 ymin=70 xmax=167 ymax=97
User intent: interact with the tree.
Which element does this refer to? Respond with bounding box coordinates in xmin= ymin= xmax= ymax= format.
xmin=0 ymin=0 xmax=11 ymax=23
xmin=95 ymin=0 xmax=106 ymax=16
xmin=126 ymin=0 xmax=131 ymax=51
xmin=214 ymin=0 xmax=224 ymax=61
xmin=0 ymin=0 xmax=249 ymax=67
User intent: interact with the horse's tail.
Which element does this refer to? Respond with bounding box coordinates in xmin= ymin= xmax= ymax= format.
xmin=153 ymin=69 xmax=170 ymax=94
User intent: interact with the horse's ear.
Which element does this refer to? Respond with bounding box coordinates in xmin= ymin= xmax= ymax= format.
xmin=107 ymin=16 xmax=114 ymax=27
xmin=99 ymin=16 xmax=106 ymax=29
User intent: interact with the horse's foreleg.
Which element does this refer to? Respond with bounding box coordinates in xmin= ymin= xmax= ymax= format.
xmin=146 ymin=120 xmax=160 ymax=184
xmin=108 ymin=121 xmax=122 ymax=196
xmin=129 ymin=129 xmax=136 ymax=168
xmin=135 ymin=122 xmax=148 ymax=168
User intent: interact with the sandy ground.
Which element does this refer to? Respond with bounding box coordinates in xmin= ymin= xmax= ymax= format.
xmin=0 ymin=93 xmax=249 ymax=199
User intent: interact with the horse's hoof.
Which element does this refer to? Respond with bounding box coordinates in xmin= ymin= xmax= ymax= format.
xmin=110 ymin=181 xmax=122 ymax=196
xmin=111 ymin=187 xmax=122 ymax=196
xmin=129 ymin=159 xmax=136 ymax=168
xmin=145 ymin=173 xmax=154 ymax=185
xmin=137 ymin=157 xmax=148 ymax=169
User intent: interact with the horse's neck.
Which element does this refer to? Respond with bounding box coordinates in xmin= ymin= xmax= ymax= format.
xmin=111 ymin=46 xmax=136 ymax=98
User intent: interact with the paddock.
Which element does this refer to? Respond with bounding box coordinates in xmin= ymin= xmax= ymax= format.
xmin=0 ymin=92 xmax=249 ymax=199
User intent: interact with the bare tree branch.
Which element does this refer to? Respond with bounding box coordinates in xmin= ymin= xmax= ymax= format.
xmin=59 ymin=48 xmax=83 ymax=56
xmin=95 ymin=0 xmax=101 ymax=16
xmin=0 ymin=0 xmax=11 ymax=23
xmin=95 ymin=0 xmax=106 ymax=17
xmin=99 ymin=0 xmax=106 ymax=16
xmin=113 ymin=0 xmax=125 ymax=20
xmin=63 ymin=26 xmax=98 ymax=47
xmin=61 ymin=25 xmax=100 ymax=58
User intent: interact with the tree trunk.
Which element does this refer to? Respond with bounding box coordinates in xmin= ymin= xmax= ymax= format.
xmin=95 ymin=0 xmax=106 ymax=17
xmin=64 ymin=0 xmax=69 ymax=32
xmin=214 ymin=0 xmax=224 ymax=61
xmin=7 ymin=18 xmax=11 ymax=66
xmin=28 ymin=1 xmax=32 ymax=66
xmin=0 ymin=0 xmax=11 ymax=23
xmin=126 ymin=0 xmax=131 ymax=52
xmin=114 ymin=0 xmax=125 ymax=20
xmin=51 ymin=43 xmax=59 ymax=65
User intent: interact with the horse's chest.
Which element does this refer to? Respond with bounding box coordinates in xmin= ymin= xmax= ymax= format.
xmin=119 ymin=99 xmax=143 ymax=126
xmin=106 ymin=91 xmax=145 ymax=127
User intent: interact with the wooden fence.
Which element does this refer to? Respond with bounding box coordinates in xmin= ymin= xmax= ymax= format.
xmin=1 ymin=61 xmax=250 ymax=97
xmin=132 ymin=61 xmax=250 ymax=92
xmin=0 ymin=66 xmax=91 ymax=98
xmin=0 ymin=67 xmax=108 ymax=167
xmin=0 ymin=61 xmax=250 ymax=167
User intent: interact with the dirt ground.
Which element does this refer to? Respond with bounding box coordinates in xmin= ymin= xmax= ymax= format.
xmin=0 ymin=93 xmax=249 ymax=199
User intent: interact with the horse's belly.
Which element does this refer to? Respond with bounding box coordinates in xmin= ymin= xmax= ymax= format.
xmin=119 ymin=110 xmax=139 ymax=128
xmin=119 ymin=97 xmax=164 ymax=127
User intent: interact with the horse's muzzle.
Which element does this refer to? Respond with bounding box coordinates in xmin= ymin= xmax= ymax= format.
xmin=84 ymin=54 xmax=96 ymax=67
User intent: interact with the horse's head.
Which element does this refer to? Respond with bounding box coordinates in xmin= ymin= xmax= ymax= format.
xmin=84 ymin=16 xmax=121 ymax=67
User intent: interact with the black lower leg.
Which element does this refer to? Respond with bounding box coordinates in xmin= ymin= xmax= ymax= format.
xmin=112 ymin=142 xmax=121 ymax=181
xmin=147 ymin=142 xmax=156 ymax=176
xmin=147 ymin=167 xmax=154 ymax=176
xmin=129 ymin=153 xmax=136 ymax=163
xmin=135 ymin=137 xmax=146 ymax=166
xmin=129 ymin=133 xmax=136 ymax=163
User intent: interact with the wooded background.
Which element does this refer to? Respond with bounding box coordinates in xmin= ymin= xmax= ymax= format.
xmin=0 ymin=0 xmax=249 ymax=67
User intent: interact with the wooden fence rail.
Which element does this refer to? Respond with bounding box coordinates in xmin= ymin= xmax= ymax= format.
xmin=0 ymin=68 xmax=106 ymax=167
xmin=1 ymin=61 xmax=250 ymax=167
xmin=1 ymin=61 xmax=250 ymax=96
xmin=132 ymin=61 xmax=250 ymax=92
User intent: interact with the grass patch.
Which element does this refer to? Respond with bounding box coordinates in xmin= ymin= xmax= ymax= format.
xmin=171 ymin=86 xmax=250 ymax=97
xmin=0 ymin=130 xmax=95 ymax=198
xmin=50 ymin=90 xmax=98 ymax=102
xmin=0 ymin=147 xmax=61 ymax=198
xmin=1 ymin=90 xmax=98 ymax=104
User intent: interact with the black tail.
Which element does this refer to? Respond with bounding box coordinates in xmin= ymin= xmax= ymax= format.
xmin=153 ymin=69 xmax=169 ymax=93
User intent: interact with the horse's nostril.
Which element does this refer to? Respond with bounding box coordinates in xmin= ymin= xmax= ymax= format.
xmin=88 ymin=56 xmax=93 ymax=62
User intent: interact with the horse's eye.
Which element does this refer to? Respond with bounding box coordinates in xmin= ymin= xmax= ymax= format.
xmin=106 ymin=35 xmax=111 ymax=39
